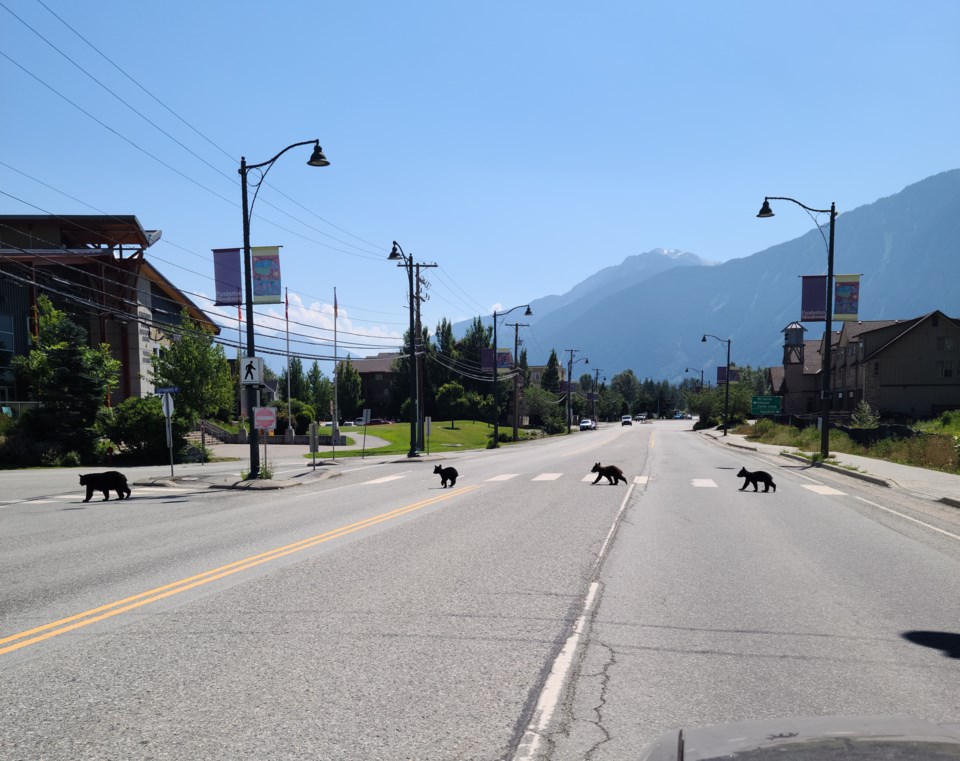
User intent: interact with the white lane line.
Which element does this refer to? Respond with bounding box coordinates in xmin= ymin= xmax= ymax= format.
xmin=855 ymin=496 xmax=960 ymax=541
xmin=513 ymin=483 xmax=634 ymax=760
xmin=692 ymin=479 xmax=718 ymax=488
xmin=803 ymin=484 xmax=846 ymax=495
xmin=532 ymin=473 xmax=563 ymax=481
xmin=634 ymin=476 xmax=648 ymax=485
xmin=486 ymin=474 xmax=520 ymax=482
xmin=363 ymin=475 xmax=406 ymax=484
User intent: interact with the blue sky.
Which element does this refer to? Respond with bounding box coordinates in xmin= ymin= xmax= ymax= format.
xmin=3 ymin=0 xmax=959 ymax=374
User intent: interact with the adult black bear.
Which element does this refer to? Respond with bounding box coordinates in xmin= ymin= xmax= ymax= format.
xmin=591 ymin=462 xmax=627 ymax=485
xmin=80 ymin=471 xmax=131 ymax=502
xmin=433 ymin=464 xmax=458 ymax=488
xmin=737 ymin=467 xmax=776 ymax=492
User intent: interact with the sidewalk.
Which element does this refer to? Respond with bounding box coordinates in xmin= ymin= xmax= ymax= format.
xmin=140 ymin=436 xmax=443 ymax=491
xmin=698 ymin=428 xmax=960 ymax=509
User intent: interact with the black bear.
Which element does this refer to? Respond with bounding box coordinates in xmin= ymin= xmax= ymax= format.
xmin=591 ymin=462 xmax=627 ymax=485
xmin=737 ymin=467 xmax=776 ymax=492
xmin=80 ymin=471 xmax=132 ymax=502
xmin=433 ymin=464 xmax=458 ymax=488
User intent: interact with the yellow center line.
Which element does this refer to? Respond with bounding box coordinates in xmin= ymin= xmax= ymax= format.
xmin=1 ymin=485 xmax=480 ymax=655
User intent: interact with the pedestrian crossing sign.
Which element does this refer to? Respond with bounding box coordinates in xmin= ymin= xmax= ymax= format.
xmin=241 ymin=357 xmax=263 ymax=386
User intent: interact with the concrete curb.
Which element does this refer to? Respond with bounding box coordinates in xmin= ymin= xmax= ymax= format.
xmin=779 ymin=452 xmax=894 ymax=487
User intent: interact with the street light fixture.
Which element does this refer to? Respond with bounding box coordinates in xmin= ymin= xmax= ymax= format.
xmin=758 ymin=196 xmax=837 ymax=459
xmin=491 ymin=304 xmax=532 ymax=447
xmin=240 ymin=139 xmax=328 ymax=479
xmin=701 ymin=334 xmax=731 ymax=435
xmin=388 ymin=241 xmax=420 ymax=458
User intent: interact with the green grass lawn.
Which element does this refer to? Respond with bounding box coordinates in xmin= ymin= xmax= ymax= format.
xmin=303 ymin=420 xmax=541 ymax=459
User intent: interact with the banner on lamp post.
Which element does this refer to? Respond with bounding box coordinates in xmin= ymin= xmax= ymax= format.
xmin=801 ymin=275 xmax=827 ymax=321
xmin=212 ymin=248 xmax=242 ymax=306
xmin=834 ymin=274 xmax=861 ymax=322
xmin=251 ymin=246 xmax=282 ymax=304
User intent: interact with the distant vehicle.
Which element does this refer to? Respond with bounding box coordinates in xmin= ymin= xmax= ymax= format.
xmin=636 ymin=412 xmax=647 ymax=421
xmin=579 ymin=419 xmax=595 ymax=431
xmin=355 ymin=418 xmax=365 ymax=427
xmin=621 ymin=415 xmax=632 ymax=426
xmin=673 ymin=412 xmax=684 ymax=419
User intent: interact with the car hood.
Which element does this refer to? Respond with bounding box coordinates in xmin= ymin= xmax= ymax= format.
xmin=641 ymin=716 xmax=960 ymax=761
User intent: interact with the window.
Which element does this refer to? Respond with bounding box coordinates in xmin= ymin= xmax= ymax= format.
xmin=936 ymin=336 xmax=954 ymax=351
xmin=0 ymin=313 xmax=14 ymax=379
xmin=936 ymin=360 xmax=954 ymax=378
xmin=873 ymin=361 xmax=880 ymax=377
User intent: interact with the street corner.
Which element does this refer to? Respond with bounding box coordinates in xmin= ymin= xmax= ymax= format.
xmin=209 ymin=477 xmax=303 ymax=491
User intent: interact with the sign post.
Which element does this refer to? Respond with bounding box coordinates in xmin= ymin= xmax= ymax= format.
xmin=160 ymin=391 xmax=175 ymax=477
xmin=253 ymin=407 xmax=277 ymax=476
xmin=360 ymin=408 xmax=371 ymax=458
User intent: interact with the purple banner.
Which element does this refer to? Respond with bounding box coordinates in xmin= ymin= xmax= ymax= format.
xmin=212 ymin=248 xmax=242 ymax=306
xmin=801 ymin=275 xmax=827 ymax=322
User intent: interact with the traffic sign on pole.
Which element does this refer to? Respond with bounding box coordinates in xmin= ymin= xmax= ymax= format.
xmin=253 ymin=406 xmax=277 ymax=430
xmin=161 ymin=392 xmax=175 ymax=418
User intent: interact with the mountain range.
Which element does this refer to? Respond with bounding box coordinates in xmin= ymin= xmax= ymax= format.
xmin=459 ymin=169 xmax=960 ymax=383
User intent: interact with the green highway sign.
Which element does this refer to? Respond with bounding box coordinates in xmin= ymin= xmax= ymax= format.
xmin=752 ymin=396 xmax=782 ymax=415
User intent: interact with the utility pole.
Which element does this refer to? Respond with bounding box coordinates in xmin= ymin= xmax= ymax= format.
xmin=507 ymin=321 xmax=529 ymax=441
xmin=565 ymin=348 xmax=579 ymax=433
xmin=413 ymin=263 xmax=436 ymax=450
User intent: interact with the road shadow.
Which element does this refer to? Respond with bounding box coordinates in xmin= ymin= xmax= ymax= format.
xmin=902 ymin=630 xmax=960 ymax=658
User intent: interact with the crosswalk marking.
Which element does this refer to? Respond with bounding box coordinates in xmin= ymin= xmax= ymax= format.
xmin=485 ymin=474 xmax=519 ymax=481
xmin=634 ymin=476 xmax=648 ymax=485
xmin=802 ymin=484 xmax=846 ymax=495
xmin=532 ymin=473 xmax=563 ymax=481
xmin=364 ymin=475 xmax=406 ymax=484
xmin=692 ymin=479 xmax=718 ymax=488
xmin=581 ymin=474 xmax=597 ymax=482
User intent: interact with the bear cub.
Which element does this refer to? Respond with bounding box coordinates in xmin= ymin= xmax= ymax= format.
xmin=591 ymin=462 xmax=627 ymax=485
xmin=433 ymin=464 xmax=458 ymax=488
xmin=737 ymin=467 xmax=776 ymax=492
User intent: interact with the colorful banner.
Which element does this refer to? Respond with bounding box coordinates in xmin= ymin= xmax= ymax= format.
xmin=480 ymin=348 xmax=514 ymax=373
xmin=834 ymin=274 xmax=861 ymax=322
xmin=212 ymin=248 xmax=242 ymax=306
xmin=251 ymin=246 xmax=282 ymax=304
xmin=801 ymin=275 xmax=827 ymax=321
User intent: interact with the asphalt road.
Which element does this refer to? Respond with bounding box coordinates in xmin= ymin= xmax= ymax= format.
xmin=1 ymin=422 xmax=958 ymax=760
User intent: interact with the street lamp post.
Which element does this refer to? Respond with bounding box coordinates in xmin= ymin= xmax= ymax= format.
xmin=388 ymin=241 xmax=419 ymax=458
xmin=758 ymin=196 xmax=837 ymax=459
xmin=491 ymin=304 xmax=532 ymax=447
xmin=240 ymin=139 xmax=328 ymax=479
xmin=685 ymin=367 xmax=705 ymax=390
xmin=701 ymin=334 xmax=731 ymax=435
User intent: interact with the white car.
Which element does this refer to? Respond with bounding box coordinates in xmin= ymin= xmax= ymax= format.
xmin=621 ymin=415 xmax=632 ymax=426
xmin=579 ymin=419 xmax=595 ymax=431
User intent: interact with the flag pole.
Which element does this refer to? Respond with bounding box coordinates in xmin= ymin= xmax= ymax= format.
xmin=286 ymin=287 xmax=292 ymax=437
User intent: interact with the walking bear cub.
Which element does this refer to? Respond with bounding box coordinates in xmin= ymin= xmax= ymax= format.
xmin=737 ymin=467 xmax=776 ymax=492
xmin=80 ymin=471 xmax=131 ymax=502
xmin=591 ymin=462 xmax=627 ymax=485
xmin=433 ymin=464 xmax=458 ymax=488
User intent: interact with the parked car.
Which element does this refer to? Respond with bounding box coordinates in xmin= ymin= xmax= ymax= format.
xmin=579 ymin=419 xmax=595 ymax=431
xmin=621 ymin=415 xmax=632 ymax=426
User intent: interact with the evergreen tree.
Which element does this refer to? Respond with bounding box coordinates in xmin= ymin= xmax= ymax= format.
xmin=336 ymin=359 xmax=363 ymax=419
xmin=306 ymin=360 xmax=333 ymax=421
xmin=11 ymin=295 xmax=120 ymax=462
xmin=540 ymin=349 xmax=561 ymax=393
